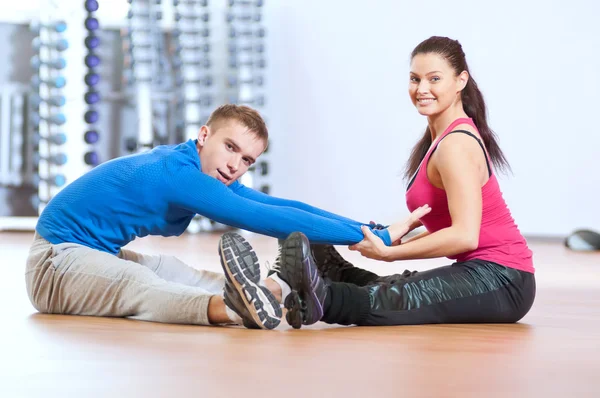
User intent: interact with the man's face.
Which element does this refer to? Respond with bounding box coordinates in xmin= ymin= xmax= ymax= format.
xmin=197 ymin=120 xmax=266 ymax=186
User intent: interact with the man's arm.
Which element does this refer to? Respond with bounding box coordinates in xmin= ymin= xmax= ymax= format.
xmin=168 ymin=168 xmax=392 ymax=246
xmin=229 ymin=181 xmax=367 ymax=226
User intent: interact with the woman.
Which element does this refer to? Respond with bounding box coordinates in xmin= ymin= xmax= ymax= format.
xmin=276 ymin=36 xmax=536 ymax=328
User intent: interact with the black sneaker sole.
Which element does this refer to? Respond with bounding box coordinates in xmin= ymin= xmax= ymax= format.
xmin=279 ymin=232 xmax=324 ymax=329
xmin=284 ymin=291 xmax=304 ymax=329
xmin=219 ymin=232 xmax=282 ymax=330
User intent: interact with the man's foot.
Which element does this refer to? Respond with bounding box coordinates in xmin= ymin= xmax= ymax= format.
xmin=274 ymin=232 xmax=328 ymax=329
xmin=218 ymin=232 xmax=282 ymax=330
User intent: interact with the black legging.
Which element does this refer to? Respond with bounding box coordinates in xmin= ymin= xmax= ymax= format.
xmin=321 ymin=259 xmax=536 ymax=326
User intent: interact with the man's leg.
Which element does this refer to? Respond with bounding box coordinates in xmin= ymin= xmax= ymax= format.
xmin=118 ymin=249 xmax=225 ymax=294
xmin=217 ymin=232 xmax=282 ymax=330
xmin=24 ymin=233 xmax=276 ymax=328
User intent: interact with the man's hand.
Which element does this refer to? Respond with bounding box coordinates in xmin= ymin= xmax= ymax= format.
xmin=368 ymin=221 xmax=386 ymax=230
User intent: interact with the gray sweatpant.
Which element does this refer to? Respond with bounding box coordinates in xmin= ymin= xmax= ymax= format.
xmin=25 ymin=232 xmax=225 ymax=325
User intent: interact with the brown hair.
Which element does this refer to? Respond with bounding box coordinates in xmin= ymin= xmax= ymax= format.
xmin=405 ymin=36 xmax=511 ymax=180
xmin=206 ymin=104 xmax=269 ymax=145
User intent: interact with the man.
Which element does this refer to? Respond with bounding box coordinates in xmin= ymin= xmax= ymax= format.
xmin=26 ymin=104 xmax=392 ymax=330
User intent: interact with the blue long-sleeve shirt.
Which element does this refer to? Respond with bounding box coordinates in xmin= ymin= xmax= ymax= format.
xmin=36 ymin=139 xmax=391 ymax=254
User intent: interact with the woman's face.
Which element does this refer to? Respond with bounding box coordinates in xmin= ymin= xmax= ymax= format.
xmin=408 ymin=53 xmax=467 ymax=117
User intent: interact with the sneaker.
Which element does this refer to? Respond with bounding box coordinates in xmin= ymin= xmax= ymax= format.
xmin=276 ymin=232 xmax=329 ymax=329
xmin=218 ymin=232 xmax=282 ymax=330
xmin=310 ymin=244 xmax=356 ymax=282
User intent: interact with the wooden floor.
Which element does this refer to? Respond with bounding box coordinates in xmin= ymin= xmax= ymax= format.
xmin=1 ymin=231 xmax=599 ymax=398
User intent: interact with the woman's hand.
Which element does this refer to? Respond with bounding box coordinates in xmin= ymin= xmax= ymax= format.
xmin=349 ymin=226 xmax=391 ymax=261
xmin=387 ymin=205 xmax=432 ymax=244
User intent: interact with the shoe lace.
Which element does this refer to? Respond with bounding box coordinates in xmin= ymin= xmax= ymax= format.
xmin=265 ymin=248 xmax=282 ymax=276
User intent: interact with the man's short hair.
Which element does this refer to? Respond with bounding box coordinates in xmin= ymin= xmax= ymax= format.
xmin=206 ymin=104 xmax=268 ymax=145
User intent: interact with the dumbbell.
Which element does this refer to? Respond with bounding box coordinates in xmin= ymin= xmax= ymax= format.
xmin=126 ymin=28 xmax=153 ymax=36
xmin=85 ymin=54 xmax=101 ymax=68
xmin=33 ymin=153 xmax=68 ymax=166
xmin=172 ymin=28 xmax=210 ymax=38
xmin=30 ymin=195 xmax=53 ymax=209
xmin=30 ymin=195 xmax=47 ymax=209
xmin=176 ymin=76 xmax=213 ymax=87
xmin=84 ymin=110 xmax=99 ymax=124
xmin=228 ymin=0 xmax=263 ymax=6
xmin=228 ymin=95 xmax=265 ymax=106
xmin=31 ymin=75 xmax=66 ymax=89
xmin=29 ymin=21 xmax=67 ymax=34
xmin=31 ymin=112 xmax=67 ymax=126
xmin=85 ymin=35 xmax=101 ymax=49
xmin=32 ymin=38 xmax=69 ymax=51
xmin=226 ymin=13 xmax=261 ymax=23
xmin=30 ymin=56 xmax=66 ymax=70
xmin=174 ymin=0 xmax=208 ymax=6
xmin=85 ymin=17 xmax=99 ymax=31
xmin=172 ymin=58 xmax=211 ymax=68
xmin=84 ymin=130 xmax=100 ymax=144
xmin=84 ymin=151 xmax=100 ymax=166
xmin=33 ymin=174 xmax=67 ymax=187
xmin=85 ymin=72 xmax=100 ymax=86
xmin=125 ymin=137 xmax=141 ymax=152
xmin=174 ymin=13 xmax=209 ymax=22
xmin=173 ymin=43 xmax=211 ymax=53
xmin=124 ymin=42 xmax=153 ymax=51
xmin=32 ymin=132 xmax=67 ymax=146
xmin=257 ymin=161 xmax=268 ymax=175
xmin=84 ymin=91 xmax=100 ymax=105
xmin=85 ymin=0 xmax=99 ymax=12
xmin=31 ymin=113 xmax=67 ymax=126
xmin=227 ymin=76 xmax=263 ymax=87
xmin=228 ymin=43 xmax=264 ymax=54
xmin=123 ymin=56 xmax=153 ymax=68
xmin=177 ymin=96 xmax=213 ymax=107
xmin=247 ymin=162 xmax=268 ymax=175
xmin=229 ymin=27 xmax=265 ymax=38
xmin=228 ymin=58 xmax=266 ymax=68
xmin=30 ymin=94 xmax=66 ymax=107
xmin=176 ymin=116 xmax=209 ymax=127
xmin=127 ymin=10 xmax=163 ymax=19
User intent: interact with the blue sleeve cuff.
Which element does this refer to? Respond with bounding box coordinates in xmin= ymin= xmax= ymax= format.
xmin=372 ymin=228 xmax=392 ymax=246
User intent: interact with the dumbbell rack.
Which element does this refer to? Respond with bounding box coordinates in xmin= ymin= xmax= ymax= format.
xmin=227 ymin=0 xmax=270 ymax=195
xmin=29 ymin=13 xmax=70 ymax=212
xmin=82 ymin=0 xmax=101 ymax=167
xmin=171 ymin=0 xmax=213 ymax=143
xmin=0 ymin=86 xmax=28 ymax=188
xmin=124 ymin=0 xmax=164 ymax=152
xmin=0 ymin=2 xmax=273 ymax=233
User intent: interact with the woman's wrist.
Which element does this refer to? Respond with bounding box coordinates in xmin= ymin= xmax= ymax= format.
xmin=387 ymin=222 xmax=410 ymax=243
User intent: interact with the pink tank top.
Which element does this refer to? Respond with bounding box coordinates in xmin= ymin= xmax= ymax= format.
xmin=405 ymin=118 xmax=534 ymax=273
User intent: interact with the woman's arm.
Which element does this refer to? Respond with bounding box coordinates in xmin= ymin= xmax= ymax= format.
xmin=386 ymin=205 xmax=431 ymax=244
xmin=350 ymin=134 xmax=483 ymax=261
xmin=401 ymin=229 xmax=430 ymax=244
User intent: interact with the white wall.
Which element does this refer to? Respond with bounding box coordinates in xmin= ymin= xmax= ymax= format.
xmin=1 ymin=0 xmax=598 ymax=237
xmin=263 ymin=0 xmax=600 ymax=237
